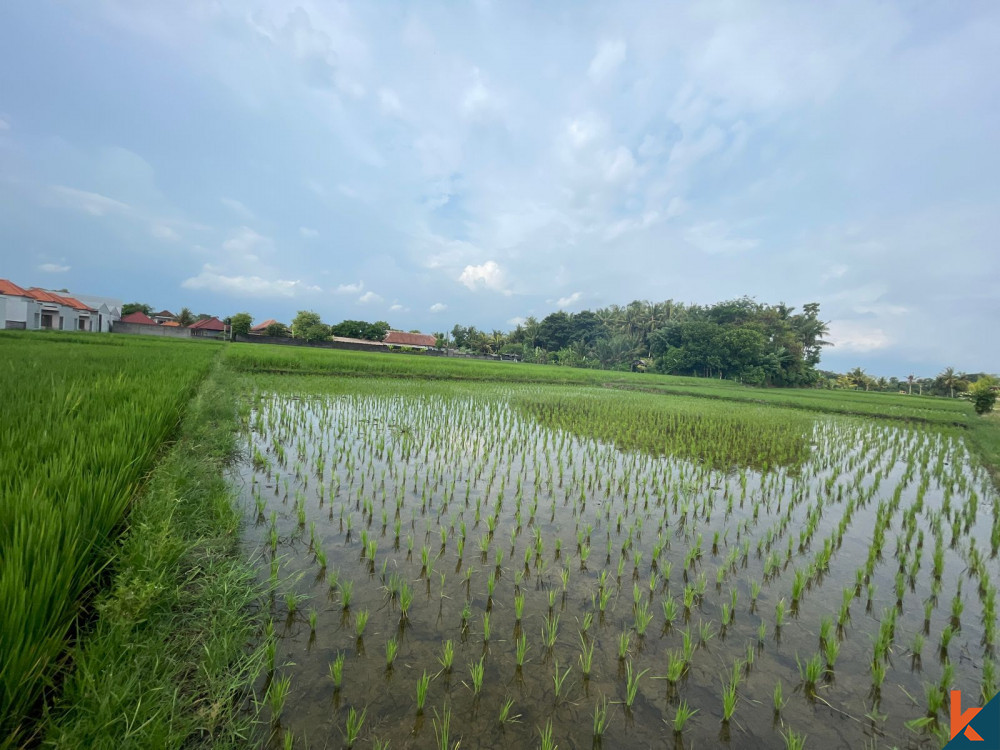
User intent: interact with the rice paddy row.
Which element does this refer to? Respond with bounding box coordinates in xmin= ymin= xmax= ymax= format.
xmin=238 ymin=377 xmax=998 ymax=749
xmin=0 ymin=332 xmax=222 ymax=746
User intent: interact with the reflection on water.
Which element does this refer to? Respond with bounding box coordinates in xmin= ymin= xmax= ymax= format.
xmin=237 ymin=389 xmax=997 ymax=749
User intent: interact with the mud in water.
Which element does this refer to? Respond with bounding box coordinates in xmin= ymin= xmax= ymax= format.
xmin=237 ymin=388 xmax=998 ymax=749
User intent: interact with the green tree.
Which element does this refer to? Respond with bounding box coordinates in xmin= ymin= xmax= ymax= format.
xmin=230 ymin=312 xmax=253 ymax=336
xmin=967 ymin=377 xmax=997 ymax=415
xmin=936 ymin=367 xmax=966 ymax=398
xmin=122 ymin=302 xmax=153 ymax=316
xmin=265 ymin=321 xmax=289 ymax=337
xmin=292 ymin=310 xmax=330 ymax=342
xmin=176 ymin=307 xmax=194 ymax=327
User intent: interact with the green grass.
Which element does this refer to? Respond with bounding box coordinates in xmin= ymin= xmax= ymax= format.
xmin=0 ymin=332 xmax=223 ymax=746
xmin=36 ymin=361 xmax=265 ymax=747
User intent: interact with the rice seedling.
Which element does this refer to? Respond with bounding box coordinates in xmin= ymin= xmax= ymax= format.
xmin=268 ymin=674 xmax=291 ymax=723
xmin=721 ymin=674 xmax=738 ymax=722
xmin=538 ymin=718 xmax=556 ymax=750
xmin=617 ymin=629 xmax=631 ymax=660
xmin=355 ymin=609 xmax=370 ymax=638
xmin=344 ymin=706 xmax=366 ymax=748
xmin=498 ymin=696 xmax=520 ymax=726
xmin=672 ymin=699 xmax=698 ymax=734
xmin=773 ymin=679 xmax=786 ymax=713
xmin=782 ymin=727 xmax=806 ymax=750
xmin=592 ymin=695 xmax=610 ymax=739
xmin=439 ymin=639 xmax=454 ymax=672
xmin=624 ymin=662 xmax=649 ymax=709
xmin=516 ymin=632 xmax=530 ymax=667
xmin=552 ymin=659 xmax=572 ymax=701
xmin=385 ymin=637 xmax=399 ymax=670
xmin=468 ymin=656 xmax=486 ymax=695
xmin=432 ymin=705 xmax=455 ymax=750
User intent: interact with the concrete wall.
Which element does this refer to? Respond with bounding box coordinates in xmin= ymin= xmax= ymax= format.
xmin=3 ymin=296 xmax=40 ymax=329
xmin=112 ymin=321 xmax=193 ymax=338
xmin=232 ymin=334 xmax=508 ymax=361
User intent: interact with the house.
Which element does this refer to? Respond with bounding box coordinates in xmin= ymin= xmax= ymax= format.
xmin=189 ymin=316 xmax=227 ymax=338
xmin=383 ymin=330 xmax=437 ymax=349
xmin=251 ymin=318 xmax=278 ymax=334
xmin=26 ymin=288 xmax=97 ymax=331
xmin=0 ymin=279 xmax=44 ymax=330
xmin=62 ymin=292 xmax=122 ymax=332
xmin=120 ymin=311 xmax=158 ymax=325
xmin=1 ymin=278 xmax=120 ymax=332
xmin=151 ymin=309 xmax=177 ymax=324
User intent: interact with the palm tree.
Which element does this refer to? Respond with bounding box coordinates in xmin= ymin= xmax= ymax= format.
xmin=938 ymin=367 xmax=961 ymax=398
xmin=906 ymin=374 xmax=915 ymax=395
xmin=848 ymin=367 xmax=868 ymax=390
xmin=177 ymin=307 xmax=194 ymax=327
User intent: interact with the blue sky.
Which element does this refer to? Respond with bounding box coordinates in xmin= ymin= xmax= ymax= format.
xmin=1 ymin=1 xmax=997 ymax=376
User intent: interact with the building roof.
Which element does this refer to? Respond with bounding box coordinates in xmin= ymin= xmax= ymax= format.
xmin=152 ymin=309 xmax=176 ymax=319
xmin=26 ymin=287 xmax=65 ymax=304
xmin=384 ymin=330 xmax=437 ymax=347
xmin=332 ymin=335 xmax=388 ymax=346
xmin=161 ymin=320 xmax=181 ymax=327
xmin=0 ymin=279 xmax=30 ymax=297
xmin=189 ymin=316 xmax=226 ymax=331
xmin=120 ymin=310 xmax=157 ymax=325
xmin=251 ymin=318 xmax=278 ymax=332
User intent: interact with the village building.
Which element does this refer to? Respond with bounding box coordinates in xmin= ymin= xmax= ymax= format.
xmin=383 ymin=330 xmax=438 ymax=349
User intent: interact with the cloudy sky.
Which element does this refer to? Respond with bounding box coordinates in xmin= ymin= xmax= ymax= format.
xmin=1 ymin=1 xmax=998 ymax=375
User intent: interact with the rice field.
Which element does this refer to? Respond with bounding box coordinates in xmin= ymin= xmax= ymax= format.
xmin=238 ymin=374 xmax=1000 ymax=749
xmin=0 ymin=332 xmax=221 ymax=745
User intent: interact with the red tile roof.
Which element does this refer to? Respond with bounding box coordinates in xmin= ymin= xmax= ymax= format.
xmin=0 ymin=279 xmax=30 ymax=297
xmin=161 ymin=320 xmax=181 ymax=327
xmin=251 ymin=318 xmax=277 ymax=332
xmin=152 ymin=310 xmax=176 ymax=319
xmin=384 ymin=330 xmax=437 ymax=347
xmin=189 ymin=316 xmax=225 ymax=331
xmin=120 ymin=311 xmax=157 ymax=325
xmin=26 ymin=287 xmax=65 ymax=304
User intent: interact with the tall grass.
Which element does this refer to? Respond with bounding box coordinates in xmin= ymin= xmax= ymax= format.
xmin=0 ymin=333 xmax=219 ymax=745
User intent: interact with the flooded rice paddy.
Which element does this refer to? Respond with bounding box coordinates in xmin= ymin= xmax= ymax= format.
xmin=237 ymin=381 xmax=998 ymax=749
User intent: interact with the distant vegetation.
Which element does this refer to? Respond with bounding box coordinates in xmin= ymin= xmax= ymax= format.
xmin=445 ymin=297 xmax=829 ymax=385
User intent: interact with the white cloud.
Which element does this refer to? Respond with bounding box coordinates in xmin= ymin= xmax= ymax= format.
xmin=507 ymin=316 xmax=526 ymax=327
xmin=151 ymin=223 xmax=179 ymax=241
xmin=358 ymin=290 xmax=382 ymax=303
xmin=299 ymin=226 xmax=319 ymax=238
xmin=588 ymin=39 xmax=626 ymax=82
xmin=378 ymin=87 xmax=404 ymax=117
xmin=51 ymin=186 xmax=130 ymax=216
xmin=334 ymin=280 xmax=364 ymax=294
xmin=222 ymin=226 xmax=269 ymax=259
xmin=221 ymin=197 xmax=254 ymax=220
xmin=684 ymin=221 xmax=759 ymax=254
xmin=429 ymin=302 xmax=447 ymax=313
xmin=389 ymin=303 xmax=405 ymax=312
xmin=601 ymin=145 xmax=637 ymax=183
xmin=826 ymin=320 xmax=891 ymax=352
xmin=0 ymin=116 xmax=10 ymax=131
xmin=38 ymin=262 xmax=70 ymax=273
xmin=458 ymin=260 xmax=510 ymax=293
xmin=181 ymin=264 xmax=321 ymax=297
xmin=461 ymin=68 xmax=503 ymax=120
xmin=556 ymin=291 xmax=583 ymax=309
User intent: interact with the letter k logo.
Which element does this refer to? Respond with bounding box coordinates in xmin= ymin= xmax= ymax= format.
xmin=952 ymin=690 xmax=984 ymax=741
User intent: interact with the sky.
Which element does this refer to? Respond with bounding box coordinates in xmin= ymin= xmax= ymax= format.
xmin=0 ymin=1 xmax=998 ymax=377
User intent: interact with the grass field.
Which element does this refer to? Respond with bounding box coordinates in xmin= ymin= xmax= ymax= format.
xmin=3 ymin=333 xmax=997 ymax=749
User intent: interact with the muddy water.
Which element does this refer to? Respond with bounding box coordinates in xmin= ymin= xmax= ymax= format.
xmin=237 ymin=390 xmax=998 ymax=749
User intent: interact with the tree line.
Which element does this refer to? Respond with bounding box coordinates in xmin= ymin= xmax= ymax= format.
xmin=446 ymin=297 xmax=830 ymax=386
